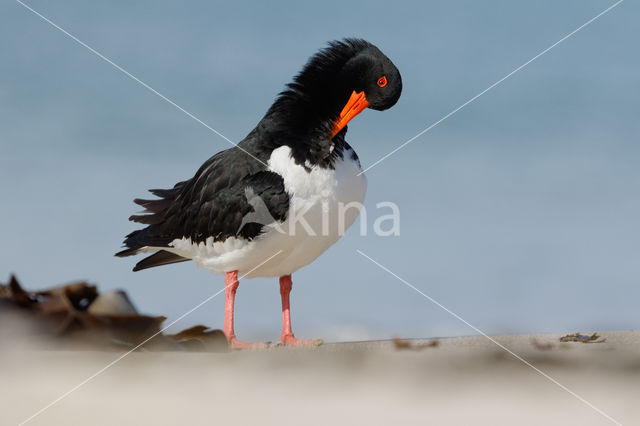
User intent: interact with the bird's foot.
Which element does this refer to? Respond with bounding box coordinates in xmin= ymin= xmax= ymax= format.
xmin=277 ymin=334 xmax=323 ymax=347
xmin=228 ymin=337 xmax=270 ymax=350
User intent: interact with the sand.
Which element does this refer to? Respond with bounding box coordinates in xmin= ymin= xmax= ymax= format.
xmin=2 ymin=331 xmax=639 ymax=426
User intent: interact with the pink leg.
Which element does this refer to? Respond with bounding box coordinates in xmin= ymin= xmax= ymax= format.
xmin=224 ymin=271 xmax=269 ymax=350
xmin=278 ymin=274 xmax=323 ymax=347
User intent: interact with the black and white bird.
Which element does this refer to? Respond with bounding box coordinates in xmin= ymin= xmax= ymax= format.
xmin=116 ymin=39 xmax=402 ymax=348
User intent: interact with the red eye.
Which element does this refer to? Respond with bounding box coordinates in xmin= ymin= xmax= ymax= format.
xmin=377 ymin=76 xmax=387 ymax=87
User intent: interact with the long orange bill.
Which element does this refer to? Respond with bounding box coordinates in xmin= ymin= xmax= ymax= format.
xmin=331 ymin=90 xmax=369 ymax=138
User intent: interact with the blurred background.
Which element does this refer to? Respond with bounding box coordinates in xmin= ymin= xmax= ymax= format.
xmin=1 ymin=0 xmax=638 ymax=342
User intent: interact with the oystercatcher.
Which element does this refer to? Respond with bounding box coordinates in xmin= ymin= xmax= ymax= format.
xmin=117 ymin=39 xmax=402 ymax=348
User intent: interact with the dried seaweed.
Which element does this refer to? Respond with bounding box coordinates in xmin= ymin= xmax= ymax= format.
xmin=0 ymin=275 xmax=228 ymax=352
xmin=559 ymin=332 xmax=606 ymax=344
xmin=392 ymin=337 xmax=439 ymax=350
xmin=167 ymin=325 xmax=228 ymax=351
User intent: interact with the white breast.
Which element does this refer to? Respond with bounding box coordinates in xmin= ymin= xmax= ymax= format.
xmin=169 ymin=145 xmax=367 ymax=278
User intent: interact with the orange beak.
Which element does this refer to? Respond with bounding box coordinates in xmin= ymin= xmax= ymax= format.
xmin=331 ymin=91 xmax=369 ymax=138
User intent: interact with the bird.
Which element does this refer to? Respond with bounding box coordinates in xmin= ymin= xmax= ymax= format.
xmin=116 ymin=38 xmax=402 ymax=349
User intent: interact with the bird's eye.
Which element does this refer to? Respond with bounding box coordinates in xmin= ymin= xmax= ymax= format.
xmin=377 ymin=76 xmax=387 ymax=87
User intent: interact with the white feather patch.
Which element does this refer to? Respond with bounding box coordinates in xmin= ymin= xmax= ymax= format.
xmin=166 ymin=145 xmax=367 ymax=278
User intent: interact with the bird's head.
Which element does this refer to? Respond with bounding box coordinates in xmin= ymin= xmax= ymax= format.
xmin=332 ymin=41 xmax=402 ymax=136
xmin=267 ymin=39 xmax=402 ymax=140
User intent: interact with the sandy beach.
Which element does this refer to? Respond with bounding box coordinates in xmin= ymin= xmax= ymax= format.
xmin=2 ymin=330 xmax=638 ymax=426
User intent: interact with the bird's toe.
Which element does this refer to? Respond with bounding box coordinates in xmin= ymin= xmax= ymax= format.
xmin=277 ymin=334 xmax=323 ymax=347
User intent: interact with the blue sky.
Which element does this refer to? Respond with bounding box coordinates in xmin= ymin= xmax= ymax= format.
xmin=1 ymin=0 xmax=638 ymax=341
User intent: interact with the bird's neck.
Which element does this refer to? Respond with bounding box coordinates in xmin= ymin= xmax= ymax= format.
xmin=256 ymin=89 xmax=350 ymax=168
xmin=263 ymin=86 xmax=348 ymax=139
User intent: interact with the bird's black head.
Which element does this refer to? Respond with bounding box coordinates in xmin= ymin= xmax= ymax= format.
xmin=265 ymin=39 xmax=402 ymax=139
xmin=337 ymin=42 xmax=402 ymax=111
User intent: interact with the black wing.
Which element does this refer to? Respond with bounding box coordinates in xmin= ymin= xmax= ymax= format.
xmin=116 ymin=146 xmax=289 ymax=271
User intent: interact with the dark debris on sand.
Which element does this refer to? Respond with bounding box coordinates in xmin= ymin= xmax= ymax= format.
xmin=0 ymin=275 xmax=228 ymax=352
xmin=392 ymin=337 xmax=439 ymax=350
xmin=559 ymin=332 xmax=606 ymax=344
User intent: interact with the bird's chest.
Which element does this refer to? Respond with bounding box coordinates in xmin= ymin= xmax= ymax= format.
xmin=268 ymin=145 xmax=367 ymax=235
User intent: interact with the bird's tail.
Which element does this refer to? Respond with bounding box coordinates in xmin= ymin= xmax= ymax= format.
xmin=115 ymin=182 xmax=186 ymax=258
